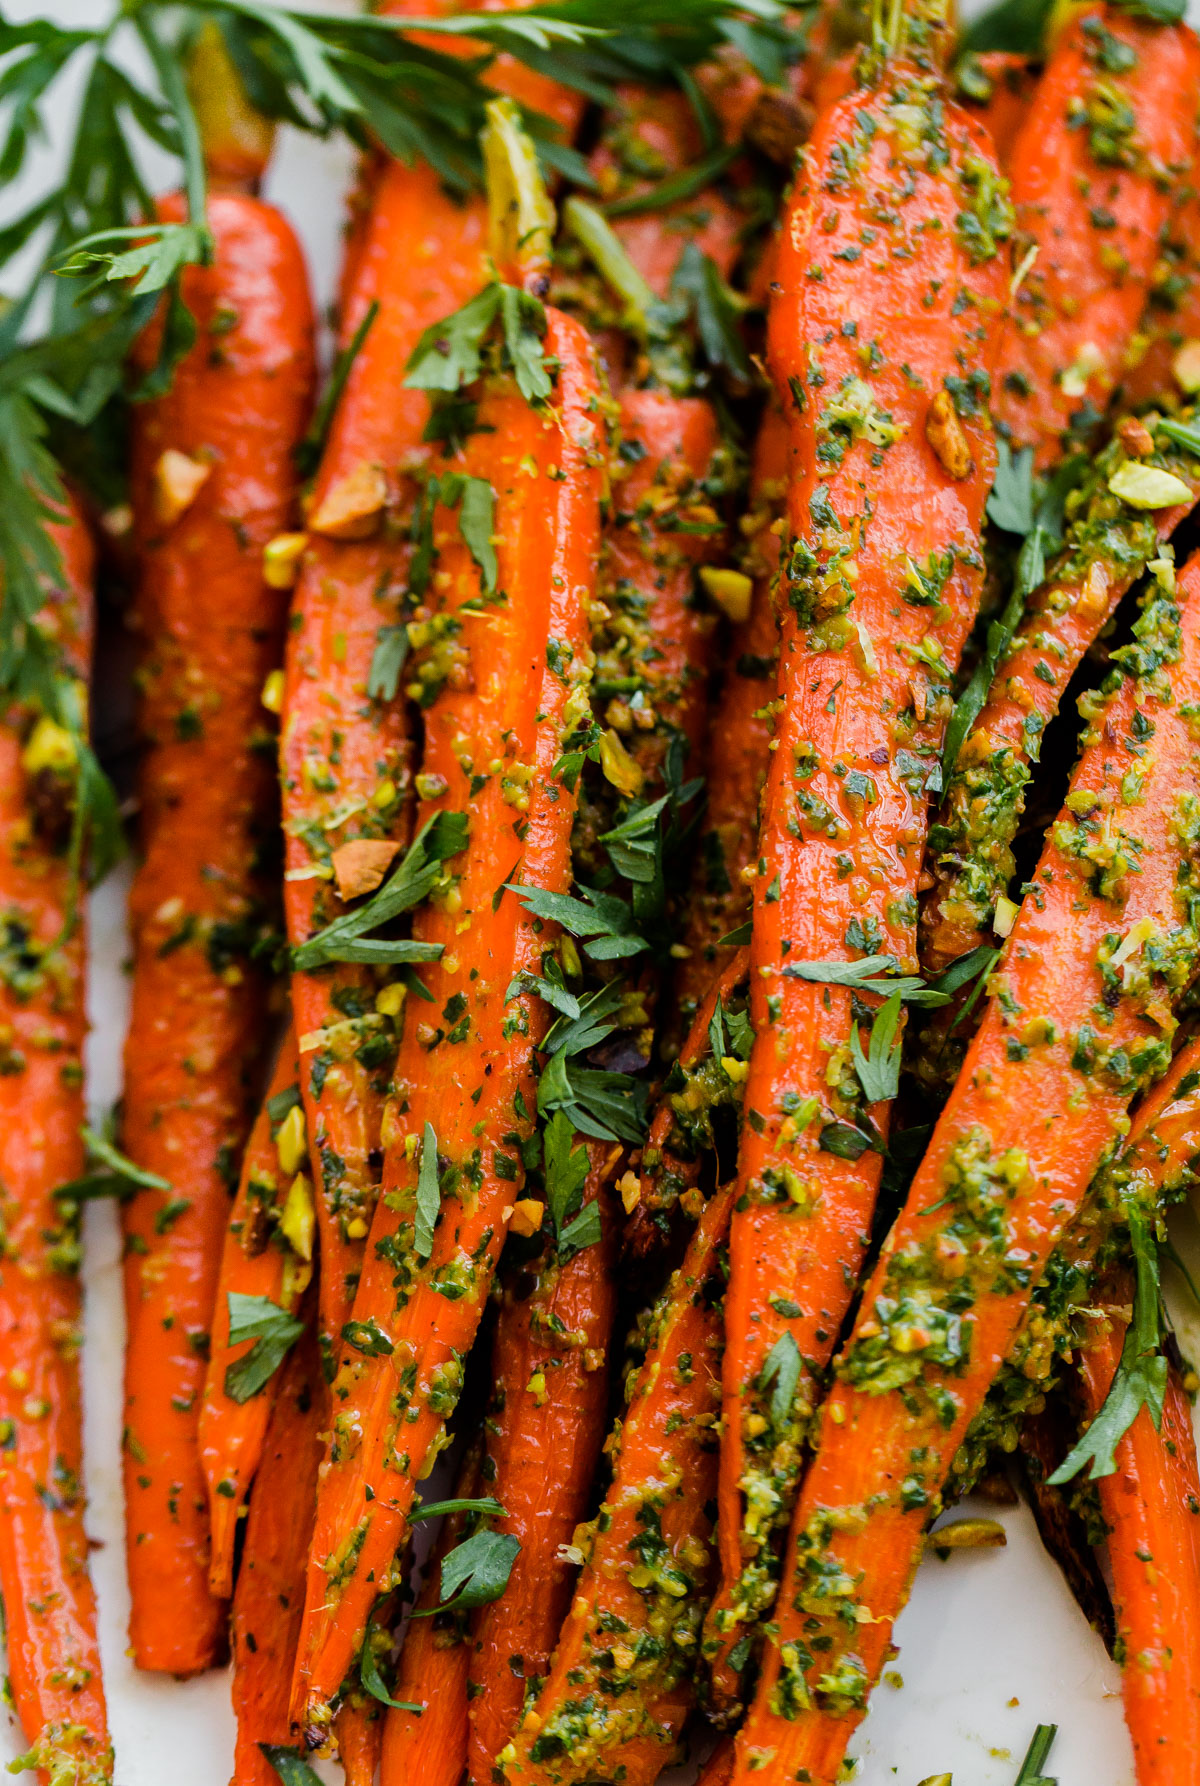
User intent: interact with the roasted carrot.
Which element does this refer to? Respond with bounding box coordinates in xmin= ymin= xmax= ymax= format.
xmin=1075 ymin=1297 xmax=1200 ymax=1786
xmin=676 ymin=402 xmax=787 ymax=1020
xmin=921 ymin=409 xmax=1200 ymax=975
xmin=703 ymin=6 xmax=1010 ymax=1708
xmin=991 ymin=7 xmax=1200 ymax=466
xmin=333 ymin=1697 xmax=382 ymax=1786
xmin=0 ymin=497 xmax=110 ymax=1785
xmin=465 ymin=1165 xmax=620 ymax=1779
xmin=954 ymin=50 xmax=1037 ymax=170
xmin=283 ymin=0 xmax=584 ymax=1374
xmin=725 ymin=550 xmax=1200 ymax=1785
xmin=496 ymin=1178 xmax=733 ymax=1786
xmin=290 ymin=104 xmax=606 ymax=1733
xmin=122 ymin=187 xmax=314 ymax=1673
xmin=198 ymin=1032 xmax=308 ymax=1596
xmin=229 ymin=1319 xmax=325 ymax=1786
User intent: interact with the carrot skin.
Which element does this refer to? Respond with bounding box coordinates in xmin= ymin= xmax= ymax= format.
xmin=727 ymin=551 xmax=1200 ymax=1785
xmin=992 ymin=9 xmax=1200 ymax=465
xmin=334 ymin=1701 xmax=383 ymax=1786
xmin=0 ymin=500 xmax=111 ymax=1785
xmin=293 ymin=310 xmax=605 ymax=1731
xmin=229 ymin=1323 xmax=325 ymax=1786
xmin=704 ymin=63 xmax=1008 ymax=1703
xmin=466 ymin=1173 xmax=619 ymax=1777
xmin=123 ymin=189 xmax=314 ymax=1673
xmin=1078 ymin=1316 xmax=1200 ymax=1786
xmin=497 ymin=1180 xmax=734 ymax=1786
xmin=199 ymin=1033 xmax=305 ymax=1596
xmin=956 ymin=51 xmax=1036 ymax=170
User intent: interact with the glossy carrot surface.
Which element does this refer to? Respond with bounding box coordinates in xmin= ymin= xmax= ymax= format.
xmin=0 ymin=501 xmax=110 ymax=1784
xmin=123 ymin=188 xmax=314 ymax=1672
xmin=706 ymin=27 xmax=1009 ymax=1704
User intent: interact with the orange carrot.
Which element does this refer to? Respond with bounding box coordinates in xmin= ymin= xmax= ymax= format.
xmin=991 ymin=8 xmax=1200 ymax=466
xmin=703 ymin=12 xmax=1010 ymax=1707
xmin=123 ymin=189 xmax=314 ymax=1672
xmin=1120 ymin=183 xmax=1200 ymax=411
xmin=725 ymin=548 xmax=1200 ymax=1786
xmin=1076 ymin=1300 xmax=1200 ymax=1786
xmin=381 ymin=1444 xmax=483 ymax=1786
xmin=496 ymin=1179 xmax=733 ymax=1786
xmin=199 ymin=1033 xmax=308 ymax=1596
xmin=0 ymin=497 xmax=110 ymax=1785
xmin=333 ymin=1699 xmax=382 ymax=1786
xmin=229 ymin=1321 xmax=324 ymax=1786
xmin=465 ymin=1166 xmax=620 ymax=1778
xmin=291 ymin=110 xmax=606 ymax=1732
xmin=920 ymin=408 xmax=1200 ymax=976
xmin=676 ymin=403 xmax=786 ymax=1019
xmin=626 ymin=949 xmax=749 ymax=1259
xmin=954 ymin=50 xmax=1037 ymax=170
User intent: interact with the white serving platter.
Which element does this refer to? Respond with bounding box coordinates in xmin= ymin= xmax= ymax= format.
xmin=2 ymin=2 xmax=1193 ymax=1778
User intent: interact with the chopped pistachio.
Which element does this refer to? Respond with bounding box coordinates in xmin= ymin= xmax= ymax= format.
xmin=1108 ymin=462 xmax=1193 ymax=510
xmin=701 ymin=565 xmax=754 ymax=623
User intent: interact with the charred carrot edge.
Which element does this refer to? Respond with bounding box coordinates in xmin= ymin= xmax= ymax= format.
xmin=380 ymin=1442 xmax=483 ymax=1786
xmin=704 ymin=16 xmax=1010 ymax=1710
xmin=626 ymin=949 xmax=749 ymax=1258
xmin=726 ymin=550 xmax=1200 ymax=1786
xmin=1077 ymin=1302 xmax=1200 ymax=1786
xmin=675 ymin=402 xmax=786 ymax=1022
xmin=230 ymin=1319 xmax=325 ymax=1786
xmin=1016 ymin=1404 xmax=1117 ymax=1647
xmin=0 ymin=499 xmax=111 ymax=1786
xmin=953 ymin=50 xmax=1037 ymax=171
xmin=921 ymin=407 xmax=1200 ymax=975
xmin=122 ymin=190 xmax=314 ymax=1674
xmin=991 ymin=7 xmax=1200 ymax=466
xmin=497 ymin=1178 xmax=734 ymax=1786
xmin=198 ymin=1032 xmax=307 ymax=1597
xmin=292 ymin=295 xmax=605 ymax=1730
xmin=465 ymin=1164 xmax=620 ymax=1777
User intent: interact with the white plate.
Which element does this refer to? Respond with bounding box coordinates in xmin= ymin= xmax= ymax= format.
xmin=0 ymin=6 xmax=1186 ymax=1779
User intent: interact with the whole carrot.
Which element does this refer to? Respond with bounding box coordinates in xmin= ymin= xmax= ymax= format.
xmin=230 ymin=1320 xmax=325 ymax=1786
xmin=991 ymin=6 xmax=1200 ymax=465
xmin=921 ymin=409 xmax=1200 ymax=975
xmin=380 ymin=1443 xmax=484 ymax=1786
xmin=466 ymin=1165 xmax=620 ymax=1778
xmin=122 ymin=187 xmax=314 ymax=1672
xmin=1076 ymin=1299 xmax=1200 ymax=1786
xmin=291 ymin=103 xmax=606 ymax=1734
xmin=704 ymin=0 xmax=1010 ymax=1707
xmin=198 ymin=1032 xmax=308 ymax=1596
xmin=496 ymin=1178 xmax=734 ymax=1786
xmin=725 ymin=549 xmax=1200 ymax=1786
xmin=675 ymin=402 xmax=786 ymax=1021
xmin=0 ymin=497 xmax=110 ymax=1785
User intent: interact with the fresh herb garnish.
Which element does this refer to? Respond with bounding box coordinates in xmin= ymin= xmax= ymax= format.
xmin=1049 ymin=1207 xmax=1167 ymax=1485
xmin=223 ymin=1292 xmax=304 ymax=1403
xmin=850 ymin=989 xmax=904 ymax=1103
xmin=260 ymin=1746 xmax=325 ymax=1786
xmin=1013 ymin=1723 xmax=1058 ymax=1786
xmin=295 ymin=297 xmax=378 ymax=479
xmin=55 ymin=1122 xmax=172 ymax=1203
xmin=781 ymin=955 xmax=950 ymax=1007
xmin=414 ymin=1121 xmax=441 ymax=1262
xmin=360 ymin=1597 xmax=421 ymax=1711
xmin=291 ymin=809 xmax=466 ymax=970
xmin=758 ymin=1330 xmax=801 ymax=1427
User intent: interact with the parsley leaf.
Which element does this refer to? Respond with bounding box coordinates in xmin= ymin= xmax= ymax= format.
xmin=437 ymin=1526 xmax=521 ymax=1610
xmin=367 ymin=625 xmax=409 ymax=702
xmin=781 ymin=956 xmax=949 ymax=1007
xmin=409 ymin=1495 xmax=506 ymax=1523
xmin=224 ymin=1293 xmax=304 ymax=1403
xmin=55 ymin=1122 xmax=171 ymax=1203
xmin=360 ymin=1597 xmax=421 ymax=1711
xmin=261 ymin=1746 xmax=325 ymax=1786
xmin=536 ymin=1050 xmax=647 ymax=1143
xmin=506 ymin=881 xmax=648 ymax=961
xmin=406 ymin=285 xmax=503 ymax=392
xmin=1049 ymin=1208 xmax=1167 ymax=1485
xmin=758 ymin=1330 xmax=801 ymax=1428
xmin=415 ymin=1121 xmax=441 ymax=1261
xmin=850 ymin=990 xmax=904 ymax=1103
xmin=291 ymin=810 xmax=466 ymax=970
